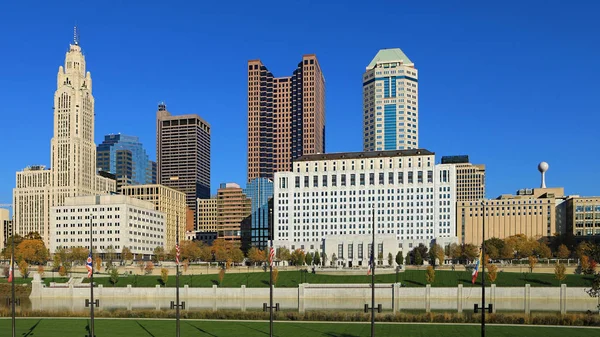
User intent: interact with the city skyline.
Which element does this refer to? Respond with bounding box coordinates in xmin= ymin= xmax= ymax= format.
xmin=1 ymin=1 xmax=600 ymax=208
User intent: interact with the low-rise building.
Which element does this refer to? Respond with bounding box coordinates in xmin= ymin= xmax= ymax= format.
xmin=50 ymin=195 xmax=166 ymax=259
xmin=566 ymin=196 xmax=600 ymax=237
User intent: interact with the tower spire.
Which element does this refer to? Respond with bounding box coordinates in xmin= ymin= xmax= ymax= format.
xmin=73 ymin=26 xmax=79 ymax=45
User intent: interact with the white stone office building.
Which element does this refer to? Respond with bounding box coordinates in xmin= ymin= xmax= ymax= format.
xmin=50 ymin=195 xmax=166 ymax=259
xmin=13 ymin=32 xmax=116 ymax=247
xmin=273 ymin=149 xmax=457 ymax=267
xmin=363 ymin=48 xmax=419 ymax=151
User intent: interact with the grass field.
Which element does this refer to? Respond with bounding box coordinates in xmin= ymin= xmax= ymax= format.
xmin=1 ymin=270 xmax=594 ymax=288
xmin=1 ymin=318 xmax=599 ymax=337
xmin=74 ymin=270 xmax=593 ymax=288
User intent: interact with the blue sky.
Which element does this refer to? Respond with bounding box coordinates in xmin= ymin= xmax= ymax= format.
xmin=1 ymin=0 xmax=599 ymax=205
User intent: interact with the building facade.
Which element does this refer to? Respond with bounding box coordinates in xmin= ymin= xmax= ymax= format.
xmin=457 ymin=187 xmax=564 ymax=246
xmin=50 ymin=195 xmax=165 ymax=259
xmin=363 ymin=48 xmax=419 ymax=151
xmin=243 ymin=178 xmax=274 ymax=250
xmin=0 ymin=208 xmax=12 ymax=251
xmin=97 ymin=134 xmax=156 ymax=192
xmin=566 ymin=196 xmax=600 ymax=237
xmin=13 ymin=35 xmax=116 ymax=247
xmin=216 ymin=183 xmax=251 ymax=242
xmin=156 ymin=103 xmax=211 ymax=223
xmin=197 ymin=197 xmax=218 ymax=232
xmin=120 ymin=184 xmax=186 ymax=252
xmin=441 ymin=155 xmax=486 ymax=202
xmin=247 ymin=54 xmax=326 ymax=182
xmin=272 ymin=150 xmax=457 ymax=260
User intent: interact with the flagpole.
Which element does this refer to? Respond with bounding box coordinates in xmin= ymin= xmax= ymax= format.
xmin=11 ymin=214 xmax=16 ymax=337
xmin=269 ymin=208 xmax=274 ymax=337
xmin=89 ymin=214 xmax=95 ymax=337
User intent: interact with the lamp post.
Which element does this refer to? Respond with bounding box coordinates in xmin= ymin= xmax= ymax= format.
xmin=86 ymin=214 xmax=98 ymax=337
xmin=170 ymin=216 xmax=185 ymax=337
xmin=10 ymin=212 xmax=16 ymax=337
xmin=481 ymin=202 xmax=486 ymax=337
xmin=371 ymin=207 xmax=375 ymax=337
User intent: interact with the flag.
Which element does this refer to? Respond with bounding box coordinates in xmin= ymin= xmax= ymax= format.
xmin=175 ymin=242 xmax=180 ymax=265
xmin=269 ymin=247 xmax=275 ymax=267
xmin=7 ymin=255 xmax=13 ymax=283
xmin=472 ymin=250 xmax=482 ymax=284
xmin=86 ymin=252 xmax=93 ymax=278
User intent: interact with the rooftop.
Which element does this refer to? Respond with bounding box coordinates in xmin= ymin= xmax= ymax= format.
xmin=295 ymin=149 xmax=434 ymax=162
xmin=366 ymin=48 xmax=413 ymax=70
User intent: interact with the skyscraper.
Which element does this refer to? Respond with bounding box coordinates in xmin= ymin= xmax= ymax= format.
xmin=156 ymin=103 xmax=211 ymax=222
xmin=363 ymin=48 xmax=419 ymax=151
xmin=216 ymin=183 xmax=251 ymax=242
xmin=97 ymin=134 xmax=156 ymax=192
xmin=13 ymin=30 xmax=116 ymax=246
xmin=243 ymin=178 xmax=273 ymax=250
xmin=247 ymin=54 xmax=325 ymax=182
xmin=441 ymin=155 xmax=486 ymax=202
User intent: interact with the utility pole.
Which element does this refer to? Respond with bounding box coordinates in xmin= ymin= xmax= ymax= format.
xmin=85 ymin=214 xmax=99 ymax=337
xmin=1 ymin=204 xmax=17 ymax=337
xmin=171 ymin=216 xmax=185 ymax=337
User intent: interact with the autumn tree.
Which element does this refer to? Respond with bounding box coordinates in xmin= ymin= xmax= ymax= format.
xmin=95 ymin=257 xmax=103 ymax=272
xmin=172 ymin=240 xmax=201 ymax=262
xmin=484 ymin=238 xmax=505 ymax=260
xmin=69 ymin=246 xmax=89 ymax=266
xmin=487 ymin=264 xmax=498 ymax=283
xmin=425 ymin=265 xmax=435 ymax=284
xmin=276 ymin=247 xmax=292 ymax=265
xmin=199 ymin=245 xmax=212 ymax=262
xmin=554 ymin=263 xmax=566 ymax=283
xmin=121 ymin=247 xmax=133 ymax=261
xmin=429 ymin=244 xmax=445 ymax=267
xmin=313 ymin=251 xmax=321 ymax=266
xmin=17 ymin=237 xmax=49 ymax=265
xmin=160 ymin=268 xmax=169 ymax=286
xmin=462 ymin=244 xmax=479 ymax=262
xmin=18 ymin=260 xmax=29 ymax=278
xmin=271 ymin=268 xmax=279 ymax=285
xmin=183 ymin=259 xmax=190 ymax=274
xmin=528 ymin=255 xmax=538 ymax=273
xmin=557 ymin=244 xmax=571 ymax=259
xmin=247 ymin=247 xmax=265 ymax=266
xmin=153 ymin=246 xmax=166 ymax=262
xmin=500 ymin=244 xmax=514 ymax=260
xmin=291 ymin=249 xmax=306 ymax=266
xmin=448 ymin=243 xmax=461 ymax=261
xmin=218 ymin=267 xmax=225 ymax=285
xmin=576 ymin=241 xmax=593 ymax=260
xmin=37 ymin=265 xmax=45 ymax=278
xmin=535 ymin=242 xmax=552 ymax=259
xmin=105 ymin=245 xmax=117 ymax=264
xmin=58 ymin=265 xmax=68 ymax=277
xmin=144 ymin=261 xmax=154 ymax=275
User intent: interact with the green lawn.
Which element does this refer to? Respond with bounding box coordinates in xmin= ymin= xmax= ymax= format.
xmin=71 ymin=270 xmax=594 ymax=288
xmin=0 ymin=318 xmax=598 ymax=337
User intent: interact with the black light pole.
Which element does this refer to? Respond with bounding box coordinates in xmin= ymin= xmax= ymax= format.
xmin=11 ymin=215 xmax=16 ymax=337
xmin=89 ymin=214 xmax=95 ymax=337
xmin=371 ymin=207 xmax=376 ymax=337
xmin=170 ymin=216 xmax=185 ymax=337
xmin=269 ymin=208 xmax=274 ymax=337
xmin=481 ymin=202 xmax=486 ymax=337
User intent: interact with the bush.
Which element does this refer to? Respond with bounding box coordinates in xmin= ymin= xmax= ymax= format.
xmin=160 ymin=268 xmax=169 ymax=286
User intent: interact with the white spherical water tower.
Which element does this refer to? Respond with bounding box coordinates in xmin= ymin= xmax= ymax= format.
xmin=538 ymin=162 xmax=549 ymax=188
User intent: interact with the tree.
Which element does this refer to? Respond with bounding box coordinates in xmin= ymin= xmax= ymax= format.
xmin=95 ymin=257 xmax=102 ymax=273
xmin=321 ymin=252 xmax=328 ymax=266
xmin=576 ymin=241 xmax=593 ymax=260
xmin=528 ymin=255 xmax=538 ymax=273
xmin=425 ymin=265 xmax=435 ymax=284
xmin=484 ymin=238 xmax=505 ymax=260
xmin=557 ymin=244 xmax=571 ymax=259
xmin=230 ymin=247 xmax=245 ymax=264
xmin=500 ymin=245 xmax=514 ymax=260
xmin=160 ymin=268 xmax=169 ymax=286
xmin=429 ymin=244 xmax=445 ymax=267
xmin=305 ymin=252 xmax=314 ymax=266
xmin=276 ymin=247 xmax=292 ymax=264
xmin=487 ymin=264 xmax=498 ymax=283
xmin=52 ymin=254 xmax=62 ymax=272
xmin=387 ymin=252 xmax=393 ymax=266
xmin=448 ymin=243 xmax=461 ymax=261
xmin=69 ymin=246 xmax=89 ymax=265
xmin=581 ymin=255 xmax=590 ymax=274
xmin=153 ymin=246 xmax=166 ymax=262
xmin=17 ymin=238 xmax=49 ymax=265
xmin=414 ymin=250 xmax=423 ymax=265
xmin=58 ymin=265 xmax=68 ymax=277
xmin=183 ymin=259 xmax=190 ymax=274
xmin=331 ymin=253 xmax=338 ymax=267
xmin=105 ymin=245 xmax=117 ymax=264
xmin=313 ymin=251 xmax=321 ymax=266
xmin=554 ymin=263 xmax=566 ymax=283
xmin=291 ymin=249 xmax=306 ymax=266
xmin=144 ymin=261 xmax=154 ymax=275
xmin=37 ymin=265 xmax=45 ymax=278
xmin=18 ymin=260 xmax=29 ymax=278
xmin=396 ymin=251 xmax=404 ymax=266
xmin=272 ymin=268 xmax=279 ymax=286
xmin=535 ymin=242 xmax=552 ymax=259
xmin=121 ymin=247 xmax=133 ymax=261
xmin=218 ymin=267 xmax=225 ymax=285
xmin=247 ymin=247 xmax=265 ymax=266
xmin=462 ymin=244 xmax=479 ymax=261
xmin=199 ymin=245 xmax=212 ymax=262
xmin=109 ymin=267 xmax=119 ymax=286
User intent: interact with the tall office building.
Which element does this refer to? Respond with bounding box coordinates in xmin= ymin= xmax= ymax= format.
xmin=363 ymin=48 xmax=418 ymax=151
xmin=441 ymin=155 xmax=486 ymax=201
xmin=97 ymin=134 xmax=156 ymax=192
xmin=216 ymin=183 xmax=251 ymax=242
xmin=243 ymin=178 xmax=273 ymax=250
xmin=247 ymin=54 xmax=326 ymax=182
xmin=0 ymin=208 xmax=11 ymax=251
xmin=197 ymin=197 xmax=218 ymax=232
xmin=13 ymin=31 xmax=116 ymax=246
xmin=156 ymin=103 xmax=211 ymax=222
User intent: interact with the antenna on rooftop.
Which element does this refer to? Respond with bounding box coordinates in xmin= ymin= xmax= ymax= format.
xmin=74 ymin=26 xmax=80 ymax=45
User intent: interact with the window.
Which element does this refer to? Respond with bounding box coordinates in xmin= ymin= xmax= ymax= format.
xmin=418 ymin=171 xmax=423 ymax=183
xmin=304 ymin=176 xmax=309 ymax=188
xmin=358 ymin=244 xmax=363 ymax=259
xmin=388 ymin=172 xmax=394 ymax=185
xmin=313 ymin=176 xmax=318 ymax=187
xmin=379 ymin=173 xmax=384 ymax=185
xmin=348 ymin=244 xmax=354 ymax=259
xmin=360 ymin=173 xmax=365 ymax=185
xmin=350 ymin=174 xmax=356 ymax=186
xmin=408 ymin=172 xmax=413 ymax=184
xmin=295 ymin=177 xmax=300 ymax=188
xmin=341 ymin=174 xmax=346 ymax=186
xmin=322 ymin=175 xmax=328 ymax=187
xmin=398 ymin=172 xmax=404 ymax=184
xmin=338 ymin=244 xmax=344 ymax=259
xmin=427 ymin=170 xmax=433 ymax=183
xmin=369 ymin=173 xmax=375 ymax=185
xmin=332 ymin=175 xmax=337 ymax=187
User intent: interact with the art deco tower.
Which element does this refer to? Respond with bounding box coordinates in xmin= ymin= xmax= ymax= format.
xmin=13 ymin=30 xmax=115 ymax=246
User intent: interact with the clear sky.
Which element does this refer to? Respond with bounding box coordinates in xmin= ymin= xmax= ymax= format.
xmin=1 ymin=0 xmax=599 ymax=205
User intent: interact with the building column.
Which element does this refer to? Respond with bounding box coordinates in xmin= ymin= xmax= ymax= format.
xmin=560 ymin=284 xmax=567 ymax=315
xmin=298 ymin=283 xmax=305 ymax=313
xmin=457 ymin=284 xmax=463 ymax=313
xmin=425 ymin=284 xmax=431 ymax=313
xmin=524 ymin=284 xmax=530 ymax=314
xmin=491 ymin=284 xmax=496 ymax=313
xmin=241 ymin=285 xmax=246 ymax=312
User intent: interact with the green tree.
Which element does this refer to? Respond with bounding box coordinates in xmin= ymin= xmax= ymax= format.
xmin=121 ymin=246 xmax=133 ymax=261
xmin=105 ymin=245 xmax=117 ymax=264
xmin=305 ymin=252 xmax=314 ymax=266
xmin=153 ymin=246 xmax=165 ymax=262
xmin=160 ymin=267 xmax=169 ymax=286
xmin=276 ymin=247 xmax=292 ymax=265
xmin=414 ymin=250 xmax=423 ymax=265
xmin=109 ymin=267 xmax=119 ymax=286
xmin=395 ymin=251 xmax=404 ymax=266
xmin=425 ymin=265 xmax=435 ymax=284
xmin=387 ymin=252 xmax=393 ymax=266
xmin=484 ymin=237 xmax=505 ymax=260
xmin=313 ymin=251 xmax=321 ymax=266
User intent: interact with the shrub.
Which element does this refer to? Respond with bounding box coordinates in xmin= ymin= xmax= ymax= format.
xmin=37 ymin=265 xmax=45 ymax=278
xmin=218 ymin=268 xmax=225 ymax=285
xmin=487 ymin=264 xmax=498 ymax=283
xmin=272 ymin=268 xmax=279 ymax=286
xmin=144 ymin=261 xmax=154 ymax=275
xmin=109 ymin=267 xmax=119 ymax=286
xmin=425 ymin=266 xmax=435 ymax=284
xmin=18 ymin=260 xmax=29 ymax=278
xmin=160 ymin=268 xmax=169 ymax=286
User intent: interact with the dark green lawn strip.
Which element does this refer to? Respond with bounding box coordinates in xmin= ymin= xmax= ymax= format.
xmin=0 ymin=318 xmax=599 ymax=337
